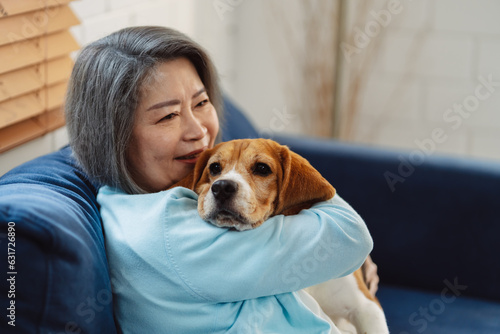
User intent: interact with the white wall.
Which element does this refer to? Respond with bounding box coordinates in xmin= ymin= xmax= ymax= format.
xmin=338 ymin=0 xmax=500 ymax=161
xmin=224 ymin=0 xmax=300 ymax=137
xmin=226 ymin=0 xmax=500 ymax=161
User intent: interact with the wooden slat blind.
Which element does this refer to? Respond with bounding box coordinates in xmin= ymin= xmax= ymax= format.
xmin=0 ymin=1 xmax=79 ymax=153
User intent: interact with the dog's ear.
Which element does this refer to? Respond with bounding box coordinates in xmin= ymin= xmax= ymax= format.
xmin=168 ymin=148 xmax=214 ymax=191
xmin=274 ymin=145 xmax=335 ymax=216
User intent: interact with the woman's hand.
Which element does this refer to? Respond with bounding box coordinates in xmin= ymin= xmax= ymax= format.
xmin=362 ymin=255 xmax=379 ymax=296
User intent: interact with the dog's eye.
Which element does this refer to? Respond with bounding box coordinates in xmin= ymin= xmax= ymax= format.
xmin=209 ymin=162 xmax=222 ymax=176
xmin=253 ymin=162 xmax=272 ymax=176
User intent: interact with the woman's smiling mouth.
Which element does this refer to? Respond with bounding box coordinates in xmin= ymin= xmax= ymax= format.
xmin=175 ymin=148 xmax=206 ymax=164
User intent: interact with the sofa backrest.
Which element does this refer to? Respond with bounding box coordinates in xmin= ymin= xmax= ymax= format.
xmin=221 ymin=97 xmax=259 ymax=141
xmin=0 ymin=147 xmax=117 ymax=333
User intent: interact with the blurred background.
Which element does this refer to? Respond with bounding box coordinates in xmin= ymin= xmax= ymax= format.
xmin=1 ymin=0 xmax=499 ymax=175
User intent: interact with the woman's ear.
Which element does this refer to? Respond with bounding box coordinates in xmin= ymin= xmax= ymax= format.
xmin=274 ymin=145 xmax=336 ymax=216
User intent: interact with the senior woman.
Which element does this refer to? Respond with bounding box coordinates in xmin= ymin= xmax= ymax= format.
xmin=65 ymin=26 xmax=376 ymax=333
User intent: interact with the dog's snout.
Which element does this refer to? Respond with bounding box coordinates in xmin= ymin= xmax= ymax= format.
xmin=211 ymin=180 xmax=238 ymax=202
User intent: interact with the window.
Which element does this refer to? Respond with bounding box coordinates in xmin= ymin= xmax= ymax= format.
xmin=0 ymin=0 xmax=79 ymax=153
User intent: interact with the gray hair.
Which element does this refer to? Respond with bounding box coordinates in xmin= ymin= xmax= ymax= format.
xmin=65 ymin=26 xmax=223 ymax=194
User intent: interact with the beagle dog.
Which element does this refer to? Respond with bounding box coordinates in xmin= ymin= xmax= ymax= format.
xmin=173 ymin=138 xmax=389 ymax=333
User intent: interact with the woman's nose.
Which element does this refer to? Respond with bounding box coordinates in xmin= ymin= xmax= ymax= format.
xmin=182 ymin=109 xmax=207 ymax=141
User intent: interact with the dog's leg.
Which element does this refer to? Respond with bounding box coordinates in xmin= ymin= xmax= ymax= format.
xmin=306 ymin=274 xmax=389 ymax=334
xmin=349 ymin=270 xmax=389 ymax=334
xmin=346 ymin=299 xmax=388 ymax=334
xmin=306 ymin=276 xmax=353 ymax=320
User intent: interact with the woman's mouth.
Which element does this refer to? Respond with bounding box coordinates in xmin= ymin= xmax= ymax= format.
xmin=175 ymin=149 xmax=205 ymax=164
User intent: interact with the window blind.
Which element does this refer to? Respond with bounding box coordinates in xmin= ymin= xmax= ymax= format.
xmin=0 ymin=0 xmax=79 ymax=153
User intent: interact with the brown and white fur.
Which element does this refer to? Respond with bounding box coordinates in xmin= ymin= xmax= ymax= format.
xmin=172 ymin=138 xmax=389 ymax=334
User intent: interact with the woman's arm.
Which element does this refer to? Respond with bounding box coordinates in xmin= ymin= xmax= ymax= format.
xmin=164 ymin=187 xmax=373 ymax=303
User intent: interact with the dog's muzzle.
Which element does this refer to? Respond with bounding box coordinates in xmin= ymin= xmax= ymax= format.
xmin=211 ymin=179 xmax=238 ymax=203
xmin=207 ymin=179 xmax=253 ymax=230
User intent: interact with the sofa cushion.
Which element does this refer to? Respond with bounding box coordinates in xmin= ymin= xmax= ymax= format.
xmin=378 ymin=284 xmax=500 ymax=334
xmin=0 ymin=146 xmax=117 ymax=333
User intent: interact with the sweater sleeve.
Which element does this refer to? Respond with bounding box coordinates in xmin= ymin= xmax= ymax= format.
xmin=163 ymin=187 xmax=373 ymax=303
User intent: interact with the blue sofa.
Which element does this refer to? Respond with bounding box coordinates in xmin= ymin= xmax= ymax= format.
xmin=1 ymin=98 xmax=499 ymax=333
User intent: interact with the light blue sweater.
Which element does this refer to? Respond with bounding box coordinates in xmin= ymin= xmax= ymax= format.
xmin=97 ymin=186 xmax=373 ymax=334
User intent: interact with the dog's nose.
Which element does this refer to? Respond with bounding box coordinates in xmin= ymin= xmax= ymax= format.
xmin=211 ymin=180 xmax=238 ymax=202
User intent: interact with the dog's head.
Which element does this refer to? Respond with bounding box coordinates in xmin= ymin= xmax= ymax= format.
xmin=174 ymin=139 xmax=335 ymax=231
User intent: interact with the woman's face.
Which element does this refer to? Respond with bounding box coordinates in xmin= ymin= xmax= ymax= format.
xmin=127 ymin=58 xmax=219 ymax=193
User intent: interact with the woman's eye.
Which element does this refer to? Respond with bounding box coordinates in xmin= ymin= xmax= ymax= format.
xmin=197 ymin=99 xmax=209 ymax=107
xmin=158 ymin=113 xmax=177 ymax=123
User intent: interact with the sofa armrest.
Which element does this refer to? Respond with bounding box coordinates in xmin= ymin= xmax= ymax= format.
xmin=0 ymin=147 xmax=117 ymax=333
xmin=275 ymin=134 xmax=500 ymax=301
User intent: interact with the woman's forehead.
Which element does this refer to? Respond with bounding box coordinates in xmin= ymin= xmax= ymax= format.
xmin=140 ymin=58 xmax=203 ymax=96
